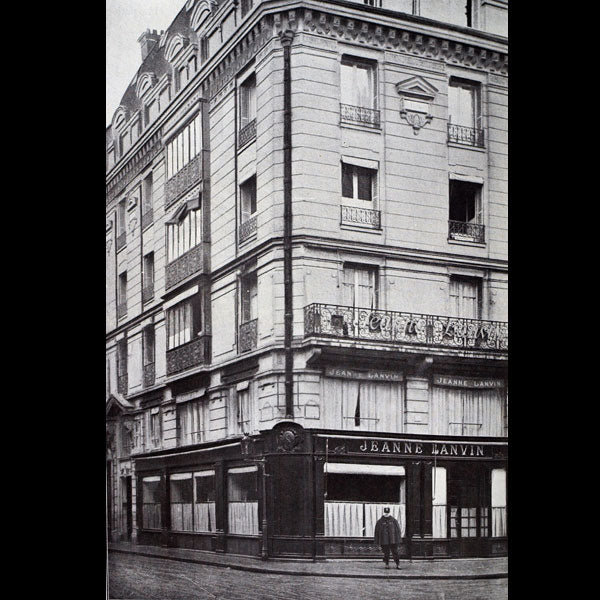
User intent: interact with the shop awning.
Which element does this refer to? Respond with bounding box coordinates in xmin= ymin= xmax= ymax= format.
xmin=324 ymin=463 xmax=405 ymax=476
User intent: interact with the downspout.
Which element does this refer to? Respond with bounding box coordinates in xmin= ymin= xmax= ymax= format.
xmin=280 ymin=29 xmax=294 ymax=419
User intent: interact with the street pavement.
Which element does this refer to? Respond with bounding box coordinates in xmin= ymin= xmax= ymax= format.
xmin=108 ymin=551 xmax=508 ymax=600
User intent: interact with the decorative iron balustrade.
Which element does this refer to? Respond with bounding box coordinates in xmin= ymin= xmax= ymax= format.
xmin=142 ymin=283 xmax=154 ymax=304
xmin=238 ymin=119 xmax=256 ymax=147
xmin=116 ymin=232 xmax=126 ymax=251
xmin=117 ymin=374 xmax=128 ymax=395
xmin=239 ymin=319 xmax=258 ymax=353
xmin=141 ymin=208 xmax=153 ymax=230
xmin=165 ymin=154 xmax=202 ymax=208
xmin=166 ymin=336 xmax=209 ymax=376
xmin=304 ymin=304 xmax=508 ymax=352
xmin=447 ymin=123 xmax=485 ymax=148
xmin=239 ymin=215 xmax=257 ymax=243
xmin=340 ymin=103 xmax=381 ymax=128
xmin=117 ymin=302 xmax=127 ymax=320
xmin=341 ymin=205 xmax=381 ymax=229
xmin=448 ymin=220 xmax=485 ymax=243
xmin=165 ymin=244 xmax=203 ymax=290
xmin=143 ymin=363 xmax=155 ymax=388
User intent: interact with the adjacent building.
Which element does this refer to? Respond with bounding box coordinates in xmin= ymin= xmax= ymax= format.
xmin=106 ymin=0 xmax=508 ymax=560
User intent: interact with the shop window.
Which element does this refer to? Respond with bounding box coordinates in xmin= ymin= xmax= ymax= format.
xmin=491 ymin=468 xmax=507 ymax=537
xmin=227 ymin=466 xmax=259 ymax=535
xmin=447 ymin=464 xmax=489 ymax=539
xmin=170 ymin=473 xmax=194 ymax=531
xmin=141 ymin=476 xmax=162 ymax=529
xmin=194 ymin=471 xmax=216 ymax=532
xmin=166 ymin=295 xmax=202 ymax=350
xmin=178 ymin=399 xmax=205 ymax=445
xmin=340 ymin=57 xmax=378 ymax=127
xmin=432 ymin=467 xmax=447 ymax=538
xmin=324 ymin=464 xmax=406 ymax=538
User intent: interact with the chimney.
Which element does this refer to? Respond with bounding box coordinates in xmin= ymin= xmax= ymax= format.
xmin=138 ymin=29 xmax=163 ymax=61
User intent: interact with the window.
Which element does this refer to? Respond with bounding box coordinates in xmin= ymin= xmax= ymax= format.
xmin=448 ymin=79 xmax=483 ymax=146
xmin=166 ymin=206 xmax=202 ymax=263
xmin=227 ymin=466 xmax=259 ymax=535
xmin=341 ymin=264 xmax=378 ymax=309
xmin=447 ymin=464 xmax=489 ymax=539
xmin=142 ymin=173 xmax=154 ymax=219
xmin=449 ymin=277 xmax=481 ymax=320
xmin=107 ymin=148 xmax=115 ymax=170
xmin=169 ymin=470 xmax=217 ymax=533
xmin=119 ymin=130 xmax=130 ymax=156
xmin=117 ymin=272 xmax=128 ymax=318
xmin=147 ymin=408 xmax=162 ymax=448
xmin=116 ymin=338 xmax=128 ymax=394
xmin=166 ymin=296 xmax=202 ymax=350
xmin=166 ymin=113 xmax=202 ymax=180
xmin=240 ymin=176 xmax=257 ymax=224
xmin=141 ymin=476 xmax=162 ymax=529
xmin=133 ymin=414 xmax=145 ymax=452
xmin=170 ymin=473 xmax=193 ymax=531
xmin=448 ymin=180 xmax=484 ymax=242
xmin=341 ymin=58 xmax=376 ymax=110
xmin=491 ymin=468 xmax=507 ymax=537
xmin=240 ymin=272 xmax=258 ymax=324
xmin=178 ymin=399 xmax=205 ymax=445
xmin=239 ymin=74 xmax=256 ymax=129
xmin=142 ymin=325 xmax=155 ymax=387
xmin=342 ymin=163 xmax=376 ymax=203
xmin=116 ymin=199 xmax=127 ymax=249
xmin=142 ymin=253 xmax=154 ymax=303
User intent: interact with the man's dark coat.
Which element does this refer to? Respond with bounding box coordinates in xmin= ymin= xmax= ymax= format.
xmin=374 ymin=515 xmax=402 ymax=546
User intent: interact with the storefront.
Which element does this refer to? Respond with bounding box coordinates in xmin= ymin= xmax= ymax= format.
xmin=132 ymin=422 xmax=507 ymax=559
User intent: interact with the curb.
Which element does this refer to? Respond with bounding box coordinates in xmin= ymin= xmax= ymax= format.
xmin=109 ymin=548 xmax=508 ymax=580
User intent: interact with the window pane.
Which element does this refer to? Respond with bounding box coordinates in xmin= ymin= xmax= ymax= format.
xmin=357 ymin=167 xmax=372 ymax=201
xmin=195 ymin=474 xmax=215 ymax=502
xmin=227 ymin=471 xmax=258 ymax=502
xmin=355 ymin=64 xmax=372 ymax=108
xmin=341 ymin=163 xmax=354 ymax=198
xmin=340 ymin=63 xmax=354 ymax=105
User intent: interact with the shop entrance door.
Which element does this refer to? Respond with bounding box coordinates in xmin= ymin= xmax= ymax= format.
xmin=122 ymin=476 xmax=133 ymax=540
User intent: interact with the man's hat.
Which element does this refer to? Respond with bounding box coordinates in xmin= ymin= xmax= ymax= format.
xmin=383 ymin=506 xmax=390 ymax=514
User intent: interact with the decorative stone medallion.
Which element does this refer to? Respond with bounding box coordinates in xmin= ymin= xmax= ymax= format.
xmin=395 ymin=76 xmax=438 ymax=134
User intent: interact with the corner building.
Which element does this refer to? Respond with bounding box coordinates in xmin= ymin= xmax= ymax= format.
xmin=106 ymin=0 xmax=508 ymax=560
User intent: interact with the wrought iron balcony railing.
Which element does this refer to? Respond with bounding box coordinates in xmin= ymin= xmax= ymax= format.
xmin=141 ymin=208 xmax=153 ymax=230
xmin=341 ymin=205 xmax=381 ymax=229
xmin=116 ymin=232 xmax=126 ymax=252
xmin=166 ymin=335 xmax=210 ymax=376
xmin=304 ymin=303 xmax=508 ymax=352
xmin=447 ymin=123 xmax=485 ymax=148
xmin=448 ymin=220 xmax=485 ymax=243
xmin=117 ymin=302 xmax=127 ymax=320
xmin=340 ymin=103 xmax=381 ymax=128
xmin=143 ymin=362 xmax=155 ymax=388
xmin=239 ymin=215 xmax=257 ymax=244
xmin=239 ymin=119 xmax=256 ymax=147
xmin=239 ymin=319 xmax=258 ymax=353
xmin=165 ymin=154 xmax=202 ymax=208
xmin=165 ymin=244 xmax=202 ymax=290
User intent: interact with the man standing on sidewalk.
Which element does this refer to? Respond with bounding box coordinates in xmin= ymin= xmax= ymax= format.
xmin=374 ymin=507 xmax=402 ymax=569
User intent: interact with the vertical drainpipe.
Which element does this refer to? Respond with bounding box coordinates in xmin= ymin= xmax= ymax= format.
xmin=280 ymin=29 xmax=295 ymax=419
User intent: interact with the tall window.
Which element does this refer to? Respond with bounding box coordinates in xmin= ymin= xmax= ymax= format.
xmin=239 ymin=74 xmax=256 ymax=129
xmin=142 ymin=325 xmax=155 ymax=387
xmin=178 ymin=399 xmax=205 ymax=445
xmin=227 ymin=466 xmax=259 ymax=535
xmin=166 ymin=207 xmax=202 ymax=262
xmin=448 ymin=180 xmax=484 ymax=242
xmin=141 ymin=476 xmax=161 ymax=529
xmin=117 ymin=200 xmax=127 ymax=241
xmin=240 ymin=176 xmax=257 ymax=224
xmin=448 ymin=79 xmax=481 ymax=130
xmin=342 ymin=264 xmax=378 ymax=309
xmin=142 ymin=173 xmax=154 ymax=220
xmin=342 ymin=163 xmax=377 ymax=203
xmin=116 ymin=338 xmax=128 ymax=395
xmin=240 ymin=272 xmax=258 ymax=325
xmin=448 ymin=464 xmax=489 ymax=539
xmin=147 ymin=408 xmax=162 ymax=449
xmin=166 ymin=296 xmax=202 ymax=350
xmin=491 ymin=468 xmax=507 ymax=537
xmin=166 ymin=113 xmax=202 ymax=180
xmin=169 ymin=470 xmax=216 ymax=533
xmin=449 ymin=277 xmax=481 ymax=319
xmin=340 ymin=58 xmax=376 ymax=109
xmin=142 ymin=253 xmax=154 ymax=303
xmin=117 ymin=272 xmax=128 ymax=318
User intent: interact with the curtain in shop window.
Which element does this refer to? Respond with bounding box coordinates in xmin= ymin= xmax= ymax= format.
xmin=364 ymin=503 xmax=405 ymax=538
xmin=324 ymin=502 xmax=405 ymax=538
xmin=492 ymin=468 xmax=507 ymax=537
xmin=228 ymin=502 xmax=258 ymax=535
xmin=432 ymin=467 xmax=447 ymax=538
xmin=194 ymin=503 xmax=216 ymax=532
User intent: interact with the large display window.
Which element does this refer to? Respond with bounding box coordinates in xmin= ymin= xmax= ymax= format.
xmin=324 ymin=463 xmax=406 ymax=538
xmin=227 ymin=466 xmax=258 ymax=535
xmin=141 ymin=476 xmax=162 ymax=529
xmin=170 ymin=470 xmax=216 ymax=533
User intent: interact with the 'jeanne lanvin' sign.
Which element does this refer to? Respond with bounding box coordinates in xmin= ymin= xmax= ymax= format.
xmin=433 ymin=375 xmax=504 ymax=389
xmin=357 ymin=439 xmax=485 ymax=457
xmin=325 ymin=367 xmax=403 ymax=382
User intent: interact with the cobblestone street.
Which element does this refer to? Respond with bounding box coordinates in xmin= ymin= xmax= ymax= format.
xmin=108 ymin=553 xmax=508 ymax=600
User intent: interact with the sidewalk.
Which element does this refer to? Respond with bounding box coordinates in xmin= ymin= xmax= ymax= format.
xmin=108 ymin=541 xmax=508 ymax=580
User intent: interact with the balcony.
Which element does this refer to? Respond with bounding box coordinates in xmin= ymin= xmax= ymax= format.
xmin=166 ymin=335 xmax=210 ymax=376
xmin=143 ymin=362 xmax=155 ymax=388
xmin=340 ymin=103 xmax=380 ymax=129
xmin=165 ymin=245 xmax=203 ymax=290
xmin=447 ymin=123 xmax=485 ymax=148
xmin=448 ymin=220 xmax=485 ymax=244
xmin=238 ymin=119 xmax=256 ymax=147
xmin=165 ymin=154 xmax=202 ymax=208
xmin=304 ymin=304 xmax=508 ymax=352
xmin=239 ymin=319 xmax=258 ymax=353
xmin=239 ymin=215 xmax=257 ymax=244
xmin=341 ymin=205 xmax=381 ymax=229
xmin=117 ymin=302 xmax=127 ymax=320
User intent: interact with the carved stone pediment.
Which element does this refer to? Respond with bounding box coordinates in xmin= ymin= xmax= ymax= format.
xmin=395 ymin=76 xmax=438 ymax=134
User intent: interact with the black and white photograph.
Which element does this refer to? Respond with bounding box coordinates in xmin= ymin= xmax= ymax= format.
xmin=105 ymin=1 xmax=509 ymax=598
